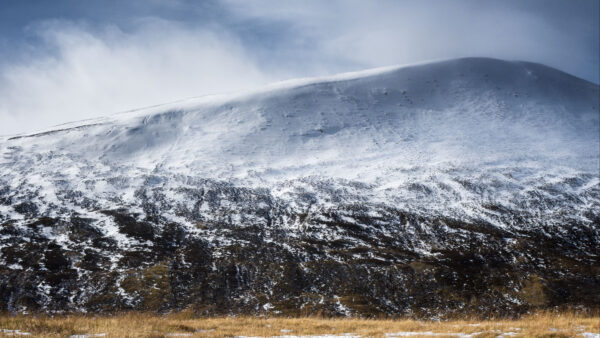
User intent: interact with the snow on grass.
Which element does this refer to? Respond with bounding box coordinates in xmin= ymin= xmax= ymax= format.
xmin=1 ymin=328 xmax=32 ymax=336
xmin=385 ymin=332 xmax=483 ymax=337
xmin=236 ymin=335 xmax=360 ymax=338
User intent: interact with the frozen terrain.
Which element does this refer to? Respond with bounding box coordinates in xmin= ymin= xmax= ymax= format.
xmin=2 ymin=57 xmax=598 ymax=223
xmin=0 ymin=57 xmax=598 ymax=315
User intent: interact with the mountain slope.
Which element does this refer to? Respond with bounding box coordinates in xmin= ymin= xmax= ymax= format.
xmin=5 ymin=57 xmax=597 ymax=176
xmin=0 ymin=57 xmax=599 ymax=316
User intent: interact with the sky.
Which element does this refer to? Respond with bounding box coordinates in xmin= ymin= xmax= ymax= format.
xmin=0 ymin=0 xmax=598 ymax=135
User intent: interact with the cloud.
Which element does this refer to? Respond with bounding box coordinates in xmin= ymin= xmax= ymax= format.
xmin=0 ymin=0 xmax=597 ymax=135
xmin=0 ymin=19 xmax=272 ymax=135
xmin=225 ymin=0 xmax=598 ymax=81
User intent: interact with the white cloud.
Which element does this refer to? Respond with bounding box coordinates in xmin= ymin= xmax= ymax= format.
xmin=225 ymin=0 xmax=581 ymax=72
xmin=0 ymin=19 xmax=272 ymax=135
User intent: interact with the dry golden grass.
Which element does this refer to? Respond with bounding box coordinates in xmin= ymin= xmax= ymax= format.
xmin=0 ymin=311 xmax=598 ymax=337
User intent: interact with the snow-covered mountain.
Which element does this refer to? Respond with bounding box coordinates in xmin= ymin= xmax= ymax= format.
xmin=0 ymin=57 xmax=598 ymax=316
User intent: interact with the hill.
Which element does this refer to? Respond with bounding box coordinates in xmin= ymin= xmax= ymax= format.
xmin=0 ymin=57 xmax=598 ymax=316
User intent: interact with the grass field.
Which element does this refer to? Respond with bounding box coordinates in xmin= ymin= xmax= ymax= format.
xmin=0 ymin=311 xmax=598 ymax=337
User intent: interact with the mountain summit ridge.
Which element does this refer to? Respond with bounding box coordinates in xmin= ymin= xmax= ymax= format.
xmin=4 ymin=57 xmax=598 ymax=178
xmin=6 ymin=57 xmax=598 ymax=137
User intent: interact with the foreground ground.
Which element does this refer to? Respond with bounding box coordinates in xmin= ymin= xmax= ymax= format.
xmin=0 ymin=312 xmax=598 ymax=337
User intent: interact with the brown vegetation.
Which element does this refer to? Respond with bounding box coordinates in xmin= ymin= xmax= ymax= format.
xmin=0 ymin=311 xmax=598 ymax=337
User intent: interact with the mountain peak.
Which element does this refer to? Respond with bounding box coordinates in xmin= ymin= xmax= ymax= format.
xmin=5 ymin=57 xmax=597 ymax=181
xmin=1 ymin=57 xmax=599 ymax=315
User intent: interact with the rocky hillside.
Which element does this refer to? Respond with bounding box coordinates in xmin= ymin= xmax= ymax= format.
xmin=0 ymin=57 xmax=598 ymax=317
